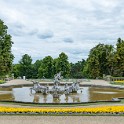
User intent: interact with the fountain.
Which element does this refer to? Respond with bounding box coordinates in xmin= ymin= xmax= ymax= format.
xmin=30 ymin=72 xmax=80 ymax=98
xmin=1 ymin=75 xmax=124 ymax=103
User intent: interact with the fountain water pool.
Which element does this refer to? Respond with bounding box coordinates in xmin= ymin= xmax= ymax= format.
xmin=0 ymin=86 xmax=124 ymax=103
xmin=0 ymin=73 xmax=124 ymax=103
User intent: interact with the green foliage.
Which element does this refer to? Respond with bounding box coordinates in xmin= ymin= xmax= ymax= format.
xmin=83 ymin=44 xmax=114 ymax=79
xmin=0 ymin=80 xmax=5 ymax=84
xmin=32 ymin=60 xmax=42 ymax=78
xmin=38 ymin=53 xmax=71 ymax=78
xmin=83 ymin=38 xmax=124 ymax=79
xmin=52 ymin=58 xmax=58 ymax=75
xmin=114 ymin=38 xmax=124 ymax=76
xmin=19 ymin=54 xmax=33 ymax=79
xmin=12 ymin=64 xmax=20 ymax=78
xmin=70 ymin=59 xmax=85 ymax=78
xmin=38 ymin=56 xmax=53 ymax=78
xmin=0 ymin=19 xmax=14 ymax=77
xmin=13 ymin=52 xmax=71 ymax=79
xmin=55 ymin=52 xmax=70 ymax=78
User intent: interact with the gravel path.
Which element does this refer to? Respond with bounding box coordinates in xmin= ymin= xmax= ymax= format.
xmin=0 ymin=116 xmax=124 ymax=124
xmin=0 ymin=79 xmax=33 ymax=86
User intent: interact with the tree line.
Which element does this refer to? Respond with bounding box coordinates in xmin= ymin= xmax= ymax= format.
xmin=0 ymin=19 xmax=124 ymax=79
xmin=12 ymin=52 xmax=85 ymax=79
xmin=83 ymin=38 xmax=124 ymax=78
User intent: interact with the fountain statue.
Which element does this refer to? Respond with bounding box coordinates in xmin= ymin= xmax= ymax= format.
xmin=30 ymin=72 xmax=80 ymax=98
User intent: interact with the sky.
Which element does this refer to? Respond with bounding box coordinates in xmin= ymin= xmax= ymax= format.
xmin=0 ymin=0 xmax=124 ymax=63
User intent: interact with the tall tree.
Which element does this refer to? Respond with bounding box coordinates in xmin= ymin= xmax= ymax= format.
xmin=0 ymin=19 xmax=14 ymax=77
xmin=52 ymin=58 xmax=58 ymax=75
xmin=70 ymin=59 xmax=85 ymax=78
xmin=104 ymin=44 xmax=115 ymax=76
xmin=12 ymin=64 xmax=20 ymax=78
xmin=55 ymin=52 xmax=70 ymax=78
xmin=32 ymin=60 xmax=42 ymax=78
xmin=83 ymin=43 xmax=114 ymax=78
xmin=19 ymin=54 xmax=33 ymax=79
xmin=38 ymin=56 xmax=53 ymax=78
xmin=114 ymin=38 xmax=124 ymax=76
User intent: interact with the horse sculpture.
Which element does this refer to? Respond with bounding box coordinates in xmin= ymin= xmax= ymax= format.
xmin=30 ymin=81 xmax=49 ymax=94
xmin=30 ymin=72 xmax=80 ymax=98
xmin=54 ymin=72 xmax=62 ymax=85
xmin=64 ymin=82 xmax=80 ymax=94
xmin=52 ymin=72 xmax=62 ymax=91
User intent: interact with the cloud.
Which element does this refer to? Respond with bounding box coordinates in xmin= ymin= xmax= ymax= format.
xmin=63 ymin=38 xmax=73 ymax=43
xmin=28 ymin=29 xmax=38 ymax=35
xmin=37 ymin=31 xmax=54 ymax=39
xmin=0 ymin=0 xmax=124 ymax=63
xmin=8 ymin=22 xmax=25 ymax=36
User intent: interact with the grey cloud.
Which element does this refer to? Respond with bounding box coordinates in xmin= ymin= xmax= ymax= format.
xmin=8 ymin=22 xmax=38 ymax=37
xmin=28 ymin=29 xmax=38 ymax=35
xmin=71 ymin=49 xmax=88 ymax=55
xmin=63 ymin=38 xmax=74 ymax=43
xmin=37 ymin=31 xmax=54 ymax=39
xmin=8 ymin=22 xmax=25 ymax=36
xmin=63 ymin=46 xmax=89 ymax=55
xmin=14 ymin=23 xmax=24 ymax=29
xmin=9 ymin=29 xmax=24 ymax=36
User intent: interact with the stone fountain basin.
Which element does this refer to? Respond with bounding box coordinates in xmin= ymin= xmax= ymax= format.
xmin=0 ymin=85 xmax=124 ymax=103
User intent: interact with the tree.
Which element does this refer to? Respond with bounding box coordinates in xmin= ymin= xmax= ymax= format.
xmin=0 ymin=19 xmax=14 ymax=77
xmin=38 ymin=56 xmax=53 ymax=78
xmin=32 ymin=60 xmax=42 ymax=78
xmin=114 ymin=38 xmax=124 ymax=76
xmin=70 ymin=59 xmax=85 ymax=78
xmin=104 ymin=44 xmax=115 ymax=76
xmin=12 ymin=64 xmax=20 ymax=78
xmin=55 ymin=52 xmax=70 ymax=78
xmin=83 ymin=43 xmax=114 ymax=78
xmin=82 ymin=60 xmax=90 ymax=78
xmin=19 ymin=54 xmax=33 ymax=79
xmin=52 ymin=58 xmax=58 ymax=75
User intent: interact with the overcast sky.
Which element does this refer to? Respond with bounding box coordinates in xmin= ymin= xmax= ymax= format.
xmin=0 ymin=0 xmax=124 ymax=63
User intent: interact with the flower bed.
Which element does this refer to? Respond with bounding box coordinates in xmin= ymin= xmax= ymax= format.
xmin=110 ymin=80 xmax=124 ymax=85
xmin=113 ymin=81 xmax=124 ymax=85
xmin=0 ymin=106 xmax=124 ymax=115
xmin=114 ymin=81 xmax=124 ymax=83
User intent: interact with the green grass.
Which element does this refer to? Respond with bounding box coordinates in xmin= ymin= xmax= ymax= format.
xmin=110 ymin=81 xmax=124 ymax=85
xmin=0 ymin=100 xmax=123 ymax=108
xmin=119 ymin=99 xmax=124 ymax=103
xmin=0 ymin=80 xmax=5 ymax=84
